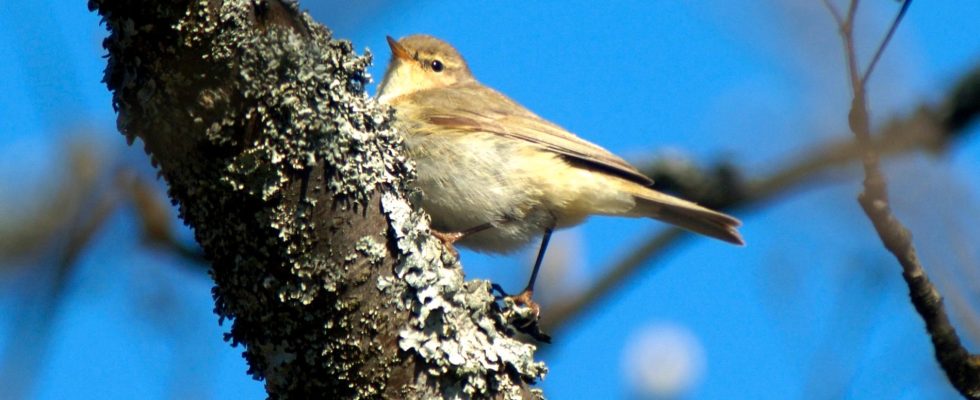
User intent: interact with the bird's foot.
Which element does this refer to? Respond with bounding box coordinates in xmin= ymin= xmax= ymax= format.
xmin=497 ymin=287 xmax=551 ymax=343
xmin=430 ymin=229 xmax=463 ymax=258
xmin=490 ymin=283 xmax=510 ymax=300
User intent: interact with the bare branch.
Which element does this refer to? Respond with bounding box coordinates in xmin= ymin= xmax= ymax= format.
xmin=826 ymin=1 xmax=980 ymax=398
xmin=544 ymin=62 xmax=980 ymax=334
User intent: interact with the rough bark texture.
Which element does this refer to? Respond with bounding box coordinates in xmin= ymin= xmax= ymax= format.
xmin=88 ymin=0 xmax=546 ymax=398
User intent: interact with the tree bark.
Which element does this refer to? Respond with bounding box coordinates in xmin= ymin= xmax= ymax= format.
xmin=88 ymin=0 xmax=546 ymax=398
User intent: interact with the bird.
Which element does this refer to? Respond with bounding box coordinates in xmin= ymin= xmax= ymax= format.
xmin=377 ymin=34 xmax=743 ymax=318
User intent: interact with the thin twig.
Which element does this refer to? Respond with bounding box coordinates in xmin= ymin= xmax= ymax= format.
xmin=846 ymin=0 xmax=860 ymax=25
xmin=821 ymin=0 xmax=845 ymax=27
xmin=829 ymin=0 xmax=980 ymax=398
xmin=862 ymin=0 xmax=913 ymax=85
xmin=542 ymin=230 xmax=684 ymax=331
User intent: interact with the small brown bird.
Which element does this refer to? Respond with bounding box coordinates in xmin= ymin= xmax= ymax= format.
xmin=378 ymin=34 xmax=742 ymax=312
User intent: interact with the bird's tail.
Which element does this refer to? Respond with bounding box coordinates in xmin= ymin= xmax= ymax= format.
xmin=619 ymin=181 xmax=744 ymax=245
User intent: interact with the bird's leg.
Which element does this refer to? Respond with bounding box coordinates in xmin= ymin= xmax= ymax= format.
xmin=505 ymin=227 xmax=554 ymax=318
xmin=494 ymin=226 xmax=555 ymax=342
xmin=524 ymin=227 xmax=553 ymax=294
xmin=431 ymin=222 xmax=494 ymax=257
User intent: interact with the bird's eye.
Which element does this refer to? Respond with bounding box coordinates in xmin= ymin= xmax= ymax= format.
xmin=430 ymin=60 xmax=444 ymax=73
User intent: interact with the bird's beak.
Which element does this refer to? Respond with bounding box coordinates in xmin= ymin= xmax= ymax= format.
xmin=386 ymin=35 xmax=414 ymax=62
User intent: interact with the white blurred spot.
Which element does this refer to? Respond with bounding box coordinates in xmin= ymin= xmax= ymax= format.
xmin=622 ymin=322 xmax=706 ymax=399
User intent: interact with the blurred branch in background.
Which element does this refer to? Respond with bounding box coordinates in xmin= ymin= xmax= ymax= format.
xmin=0 ymin=2 xmax=976 ymax=396
xmin=824 ymin=0 xmax=980 ymax=397
xmin=126 ymin=172 xmax=207 ymax=264
xmin=0 ymin=141 xmax=207 ymax=270
xmin=0 ymin=136 xmax=205 ymax=398
xmin=0 ymin=139 xmax=120 ymax=398
xmin=542 ymin=60 xmax=980 ymax=333
xmin=0 ymin=141 xmax=111 ymax=398
xmin=12 ymin=57 xmax=974 ymax=361
xmin=0 ymin=140 xmax=206 ymax=270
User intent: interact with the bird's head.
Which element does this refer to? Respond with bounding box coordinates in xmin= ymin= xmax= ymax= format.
xmin=377 ymin=35 xmax=473 ymax=103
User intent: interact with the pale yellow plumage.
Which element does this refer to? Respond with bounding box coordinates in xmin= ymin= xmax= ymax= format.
xmin=378 ymin=34 xmax=743 ymax=253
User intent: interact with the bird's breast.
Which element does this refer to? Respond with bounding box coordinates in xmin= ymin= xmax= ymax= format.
xmin=396 ymin=114 xmax=636 ymax=253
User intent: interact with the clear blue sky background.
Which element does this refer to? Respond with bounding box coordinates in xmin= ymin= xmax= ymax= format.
xmin=1 ymin=1 xmax=979 ymax=399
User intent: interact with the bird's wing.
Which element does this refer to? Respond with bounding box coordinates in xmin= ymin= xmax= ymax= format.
xmin=407 ymin=82 xmax=655 ymax=186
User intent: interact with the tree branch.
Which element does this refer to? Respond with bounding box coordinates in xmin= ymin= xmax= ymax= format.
xmin=828 ymin=1 xmax=980 ymax=398
xmin=543 ymin=62 xmax=980 ymax=333
xmin=88 ymin=0 xmax=544 ymax=398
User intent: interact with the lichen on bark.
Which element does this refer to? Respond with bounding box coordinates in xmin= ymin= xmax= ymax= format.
xmin=89 ymin=0 xmax=545 ymax=398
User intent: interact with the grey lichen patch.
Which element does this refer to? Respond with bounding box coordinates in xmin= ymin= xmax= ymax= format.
xmin=381 ymin=192 xmax=547 ymax=398
xmin=181 ymin=0 xmax=406 ymax=305
xmin=92 ymin=0 xmax=544 ymax=397
xmin=354 ymin=235 xmax=386 ymax=266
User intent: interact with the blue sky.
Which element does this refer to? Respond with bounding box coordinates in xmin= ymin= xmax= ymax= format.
xmin=2 ymin=1 xmax=979 ymax=399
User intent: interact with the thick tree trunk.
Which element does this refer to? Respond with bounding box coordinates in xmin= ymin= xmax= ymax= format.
xmin=88 ymin=0 xmax=546 ymax=398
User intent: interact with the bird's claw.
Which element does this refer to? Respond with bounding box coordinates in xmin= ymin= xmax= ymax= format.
xmin=508 ymin=289 xmax=541 ymax=320
xmin=431 ymin=229 xmax=462 ymax=258
xmin=491 ymin=283 xmax=509 ymax=300
xmin=496 ymin=287 xmax=551 ymax=343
